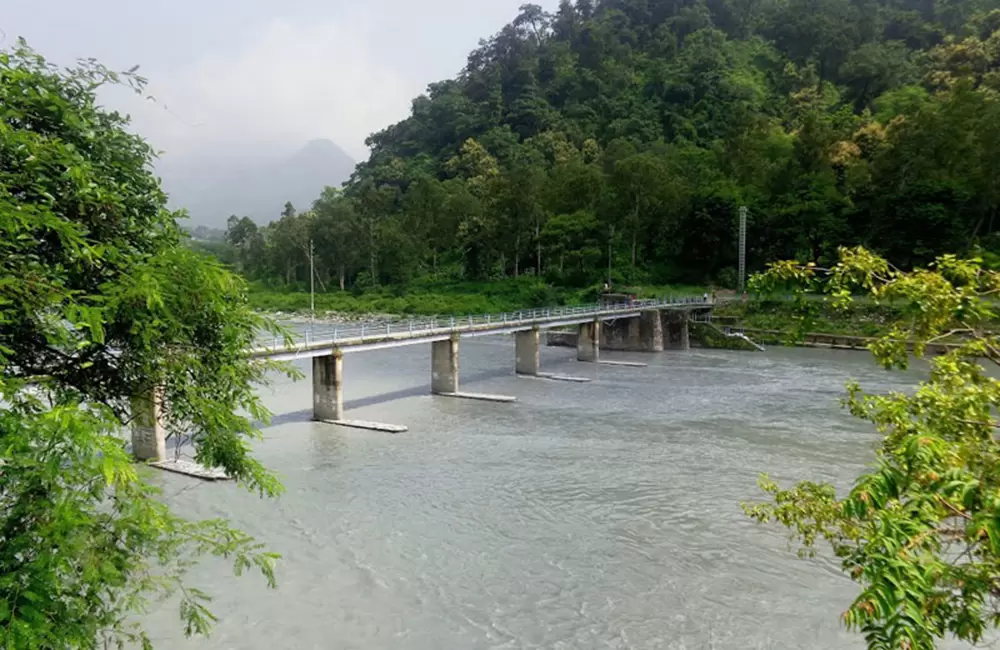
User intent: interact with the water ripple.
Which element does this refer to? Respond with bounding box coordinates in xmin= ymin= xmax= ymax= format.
xmin=142 ymin=343 xmax=968 ymax=650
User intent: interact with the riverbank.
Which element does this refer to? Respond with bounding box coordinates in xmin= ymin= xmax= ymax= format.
xmin=713 ymin=299 xmax=905 ymax=338
xmin=739 ymin=328 xmax=971 ymax=356
xmin=715 ymin=298 xmax=1000 ymax=355
xmin=248 ymin=278 xmax=709 ymax=317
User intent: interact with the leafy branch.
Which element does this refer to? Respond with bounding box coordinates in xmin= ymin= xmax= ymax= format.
xmin=744 ymin=246 xmax=1000 ymax=648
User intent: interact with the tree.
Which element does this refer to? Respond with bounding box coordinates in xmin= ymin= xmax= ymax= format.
xmin=745 ymin=246 xmax=1000 ymax=649
xmin=312 ymin=187 xmax=361 ymax=290
xmin=839 ymin=41 xmax=916 ymax=111
xmin=225 ymin=215 xmax=265 ymax=276
xmin=765 ymin=0 xmax=862 ymax=84
xmin=1 ymin=42 xmax=290 ymax=648
xmin=446 ymin=139 xmax=504 ymax=278
xmin=352 ymin=180 xmax=397 ymax=285
xmin=541 ymin=209 xmax=603 ymax=283
xmin=402 ymin=177 xmax=449 ymax=272
xmin=266 ymin=208 xmax=312 ymax=285
xmin=202 ymin=1 xmax=1000 ymax=293
xmin=496 ymin=159 xmax=547 ymax=276
xmin=608 ymin=153 xmax=675 ymax=268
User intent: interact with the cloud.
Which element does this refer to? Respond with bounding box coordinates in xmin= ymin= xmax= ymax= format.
xmin=120 ymin=11 xmax=423 ymax=163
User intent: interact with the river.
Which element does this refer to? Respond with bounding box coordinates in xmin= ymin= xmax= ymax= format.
xmin=142 ymin=340 xmax=968 ymax=649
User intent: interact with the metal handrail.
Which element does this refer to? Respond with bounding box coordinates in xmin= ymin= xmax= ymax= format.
xmin=258 ymin=296 xmax=713 ymax=353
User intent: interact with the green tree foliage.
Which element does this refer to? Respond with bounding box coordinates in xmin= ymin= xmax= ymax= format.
xmin=265 ymin=0 xmax=1000 ymax=292
xmin=1 ymin=42 xmax=291 ymax=647
xmin=745 ymin=246 xmax=1000 ymax=648
xmin=219 ymin=0 xmax=1000 ymax=293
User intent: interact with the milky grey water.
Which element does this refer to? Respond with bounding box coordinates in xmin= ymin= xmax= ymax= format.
xmin=142 ymin=340 xmax=963 ymax=649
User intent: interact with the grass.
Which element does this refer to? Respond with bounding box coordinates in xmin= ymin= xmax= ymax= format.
xmin=246 ymin=277 xmax=710 ymax=316
xmin=623 ymin=283 xmax=710 ymax=300
xmin=715 ymin=298 xmax=1000 ymax=349
xmin=714 ymin=299 xmax=907 ymax=338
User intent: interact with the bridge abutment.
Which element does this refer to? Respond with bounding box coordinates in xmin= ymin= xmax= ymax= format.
xmin=600 ymin=317 xmax=638 ymax=351
xmin=131 ymin=387 xmax=166 ymax=462
xmin=577 ymin=321 xmax=601 ymax=362
xmin=313 ymin=351 xmax=344 ymax=422
xmin=598 ymin=310 xmax=664 ymax=352
xmin=663 ymin=312 xmax=691 ymax=351
xmin=515 ymin=328 xmax=541 ymax=375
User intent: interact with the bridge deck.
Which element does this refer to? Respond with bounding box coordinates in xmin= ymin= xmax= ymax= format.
xmin=254 ymin=298 xmax=710 ymax=361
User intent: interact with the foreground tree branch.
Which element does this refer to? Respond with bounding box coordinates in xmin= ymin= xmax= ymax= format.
xmin=744 ymin=246 xmax=1000 ymax=649
xmin=1 ymin=42 xmax=296 ymax=648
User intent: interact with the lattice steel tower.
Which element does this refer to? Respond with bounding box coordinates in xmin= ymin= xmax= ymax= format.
xmin=738 ymin=206 xmax=748 ymax=293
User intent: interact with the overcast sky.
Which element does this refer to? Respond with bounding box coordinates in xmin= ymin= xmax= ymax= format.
xmin=4 ymin=0 xmax=557 ymax=164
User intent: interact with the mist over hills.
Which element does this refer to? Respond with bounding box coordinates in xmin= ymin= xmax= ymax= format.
xmin=161 ymin=138 xmax=356 ymax=228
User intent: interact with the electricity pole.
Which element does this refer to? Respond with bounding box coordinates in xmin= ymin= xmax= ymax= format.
xmin=607 ymin=225 xmax=615 ymax=290
xmin=738 ymin=206 xmax=748 ymax=294
xmin=309 ymin=238 xmax=315 ymax=330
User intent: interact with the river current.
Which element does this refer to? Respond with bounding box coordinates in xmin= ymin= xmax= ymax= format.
xmin=143 ymin=340 xmax=967 ymax=649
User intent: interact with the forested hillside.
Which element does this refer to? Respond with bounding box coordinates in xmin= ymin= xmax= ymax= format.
xmin=224 ymin=0 xmax=1000 ymax=291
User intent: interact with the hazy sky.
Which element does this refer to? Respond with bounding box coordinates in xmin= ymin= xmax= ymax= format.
xmin=4 ymin=0 xmax=557 ymax=164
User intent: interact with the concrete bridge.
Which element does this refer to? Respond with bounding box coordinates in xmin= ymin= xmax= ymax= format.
xmin=131 ymin=298 xmax=711 ymax=462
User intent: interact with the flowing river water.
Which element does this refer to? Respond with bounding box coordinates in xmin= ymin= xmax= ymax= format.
xmin=142 ymin=340 xmax=970 ymax=649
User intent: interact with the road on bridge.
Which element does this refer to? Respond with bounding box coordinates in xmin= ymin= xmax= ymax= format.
xmin=254 ymin=297 xmax=712 ymax=361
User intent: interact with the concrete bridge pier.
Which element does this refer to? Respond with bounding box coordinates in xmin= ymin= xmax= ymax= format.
xmin=663 ymin=312 xmax=691 ymax=351
xmin=577 ymin=321 xmax=601 ymax=362
xmin=678 ymin=321 xmax=690 ymax=350
xmin=433 ymin=335 xmax=517 ymax=402
xmin=515 ymin=328 xmax=541 ymax=375
xmin=313 ymin=352 xmax=344 ymax=422
xmin=131 ymin=387 xmax=166 ymax=462
xmin=640 ymin=310 xmax=664 ymax=352
xmin=517 ymin=327 xmax=592 ymax=382
xmin=130 ymin=389 xmax=231 ymax=480
xmin=598 ymin=310 xmax=662 ymax=353
xmin=432 ymin=336 xmax=460 ymax=394
xmin=314 ymin=351 xmax=407 ymax=432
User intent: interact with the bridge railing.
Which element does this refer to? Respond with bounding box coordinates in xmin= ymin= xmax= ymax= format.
xmin=259 ymin=296 xmax=711 ymax=352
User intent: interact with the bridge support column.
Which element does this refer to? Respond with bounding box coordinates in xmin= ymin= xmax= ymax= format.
xmin=131 ymin=387 xmax=166 ymax=462
xmin=515 ymin=328 xmax=541 ymax=375
xmin=577 ymin=321 xmax=600 ymax=362
xmin=432 ymin=336 xmax=460 ymax=394
xmin=599 ymin=311 xmax=663 ymax=352
xmin=313 ymin=351 xmax=408 ymax=432
xmin=663 ymin=313 xmax=691 ymax=351
xmin=640 ymin=310 xmax=664 ymax=352
xmin=313 ymin=351 xmax=344 ymax=422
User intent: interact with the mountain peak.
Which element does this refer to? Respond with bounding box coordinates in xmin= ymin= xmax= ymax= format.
xmin=163 ymin=139 xmax=356 ymax=227
xmin=291 ymin=138 xmax=354 ymax=164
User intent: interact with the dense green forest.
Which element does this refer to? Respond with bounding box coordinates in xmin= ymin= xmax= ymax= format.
xmin=219 ymin=0 xmax=1000 ymax=293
